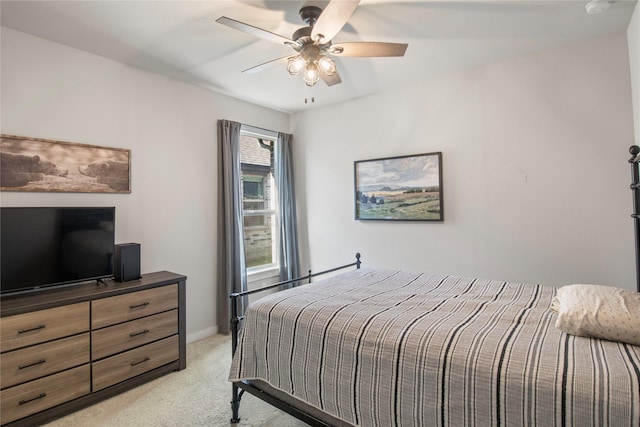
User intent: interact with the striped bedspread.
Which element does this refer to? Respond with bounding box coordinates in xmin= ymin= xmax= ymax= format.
xmin=229 ymin=269 xmax=640 ymax=426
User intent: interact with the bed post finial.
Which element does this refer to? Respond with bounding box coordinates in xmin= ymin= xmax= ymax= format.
xmin=630 ymin=146 xmax=640 ymax=292
xmin=356 ymin=252 xmax=361 ymax=269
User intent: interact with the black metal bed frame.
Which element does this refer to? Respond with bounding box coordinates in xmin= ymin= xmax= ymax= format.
xmin=229 ymin=253 xmax=361 ymax=425
xmin=629 ymin=145 xmax=640 ymax=293
xmin=228 ymin=146 xmax=640 ymax=424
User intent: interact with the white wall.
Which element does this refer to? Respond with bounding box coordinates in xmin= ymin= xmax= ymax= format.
xmin=0 ymin=27 xmax=289 ymax=342
xmin=292 ymin=32 xmax=637 ymax=290
xmin=629 ymin=1 xmax=640 ymax=146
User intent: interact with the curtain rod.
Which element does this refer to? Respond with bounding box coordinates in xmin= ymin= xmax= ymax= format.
xmin=241 ymin=123 xmax=280 ymax=138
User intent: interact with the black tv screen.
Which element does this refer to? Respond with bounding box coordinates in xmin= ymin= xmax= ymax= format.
xmin=1 ymin=207 xmax=115 ymax=295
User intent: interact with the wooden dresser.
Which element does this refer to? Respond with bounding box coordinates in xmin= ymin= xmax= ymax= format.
xmin=0 ymin=271 xmax=186 ymax=426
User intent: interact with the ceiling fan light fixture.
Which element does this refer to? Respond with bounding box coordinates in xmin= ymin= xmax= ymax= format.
xmin=217 ymin=0 xmax=409 ymax=96
xmin=287 ymin=56 xmax=307 ymax=75
xmin=318 ymin=56 xmax=337 ymax=76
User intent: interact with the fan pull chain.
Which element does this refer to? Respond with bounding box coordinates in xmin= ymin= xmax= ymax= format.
xmin=304 ymin=84 xmax=315 ymax=104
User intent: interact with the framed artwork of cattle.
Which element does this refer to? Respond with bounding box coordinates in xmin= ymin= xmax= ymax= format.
xmin=1 ymin=135 xmax=131 ymax=193
xmin=354 ymin=152 xmax=443 ymax=221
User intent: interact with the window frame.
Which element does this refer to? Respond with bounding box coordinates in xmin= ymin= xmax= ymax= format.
xmin=239 ymin=125 xmax=279 ymax=277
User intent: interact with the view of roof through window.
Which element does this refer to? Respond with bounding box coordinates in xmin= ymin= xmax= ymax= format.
xmin=239 ymin=134 xmax=277 ymax=270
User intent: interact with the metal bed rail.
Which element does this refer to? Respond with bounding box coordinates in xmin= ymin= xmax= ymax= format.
xmin=229 ymin=252 xmax=361 ymax=424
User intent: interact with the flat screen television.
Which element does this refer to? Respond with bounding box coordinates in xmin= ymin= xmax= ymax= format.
xmin=1 ymin=207 xmax=115 ymax=295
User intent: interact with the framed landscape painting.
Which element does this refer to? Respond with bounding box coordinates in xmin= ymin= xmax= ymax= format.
xmin=354 ymin=152 xmax=443 ymax=221
xmin=1 ymin=134 xmax=131 ymax=193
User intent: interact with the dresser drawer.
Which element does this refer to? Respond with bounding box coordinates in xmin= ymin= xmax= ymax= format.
xmin=0 ymin=303 xmax=90 ymax=352
xmin=1 ymin=333 xmax=90 ymax=389
xmin=92 ymin=310 xmax=178 ymax=360
xmin=92 ymin=284 xmax=178 ymax=329
xmin=92 ymin=335 xmax=178 ymax=391
xmin=0 ymin=364 xmax=90 ymax=425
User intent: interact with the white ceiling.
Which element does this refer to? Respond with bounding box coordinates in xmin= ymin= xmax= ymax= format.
xmin=1 ymin=0 xmax=637 ymax=113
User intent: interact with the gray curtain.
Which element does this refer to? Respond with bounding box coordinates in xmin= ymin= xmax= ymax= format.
xmin=274 ymin=132 xmax=300 ymax=283
xmin=216 ymin=119 xmax=247 ymax=335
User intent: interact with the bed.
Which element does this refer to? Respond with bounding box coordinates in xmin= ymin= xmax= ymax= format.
xmin=228 ymin=146 xmax=640 ymax=426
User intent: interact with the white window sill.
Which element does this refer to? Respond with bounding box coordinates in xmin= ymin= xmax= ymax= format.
xmin=247 ymin=265 xmax=279 ymax=283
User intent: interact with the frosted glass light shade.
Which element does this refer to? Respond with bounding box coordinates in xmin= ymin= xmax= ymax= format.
xmin=287 ymin=56 xmax=307 ymax=75
xmin=303 ymin=62 xmax=319 ymax=86
xmin=318 ymin=56 xmax=337 ymax=76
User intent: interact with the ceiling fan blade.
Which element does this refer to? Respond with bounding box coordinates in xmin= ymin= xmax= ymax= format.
xmin=330 ymin=42 xmax=408 ymax=57
xmin=320 ymin=70 xmax=342 ymax=87
xmin=216 ymin=16 xmax=296 ymax=46
xmin=242 ymin=56 xmax=292 ymax=74
xmin=311 ymin=0 xmax=361 ymax=43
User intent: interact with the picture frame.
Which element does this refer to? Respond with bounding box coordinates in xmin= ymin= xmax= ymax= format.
xmin=354 ymin=152 xmax=443 ymax=221
xmin=1 ymin=134 xmax=131 ymax=193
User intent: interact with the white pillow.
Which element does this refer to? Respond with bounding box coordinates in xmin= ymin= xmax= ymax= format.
xmin=551 ymin=284 xmax=640 ymax=346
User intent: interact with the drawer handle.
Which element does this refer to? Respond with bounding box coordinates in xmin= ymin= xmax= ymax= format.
xmin=130 ymin=356 xmax=150 ymax=367
xmin=129 ymin=302 xmax=150 ymax=309
xmin=17 ymin=324 xmax=46 ymax=334
xmin=19 ymin=393 xmax=47 ymax=405
xmin=129 ymin=329 xmax=150 ymax=337
xmin=18 ymin=359 xmax=46 ymax=369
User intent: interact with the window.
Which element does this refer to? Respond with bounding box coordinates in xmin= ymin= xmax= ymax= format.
xmin=240 ymin=126 xmax=278 ymax=271
xmin=242 ymin=176 xmax=266 ymax=227
xmin=243 ymin=176 xmax=264 ymax=200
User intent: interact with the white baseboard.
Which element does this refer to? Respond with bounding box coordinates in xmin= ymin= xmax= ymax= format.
xmin=187 ymin=326 xmax=218 ymax=344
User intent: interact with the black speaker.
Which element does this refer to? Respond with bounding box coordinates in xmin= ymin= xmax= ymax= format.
xmin=114 ymin=243 xmax=141 ymax=282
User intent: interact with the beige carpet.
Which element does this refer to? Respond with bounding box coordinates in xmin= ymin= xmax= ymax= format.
xmin=44 ymin=334 xmax=309 ymax=426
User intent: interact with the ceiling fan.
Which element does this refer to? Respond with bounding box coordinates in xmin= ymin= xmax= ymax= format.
xmin=216 ymin=0 xmax=408 ymax=89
